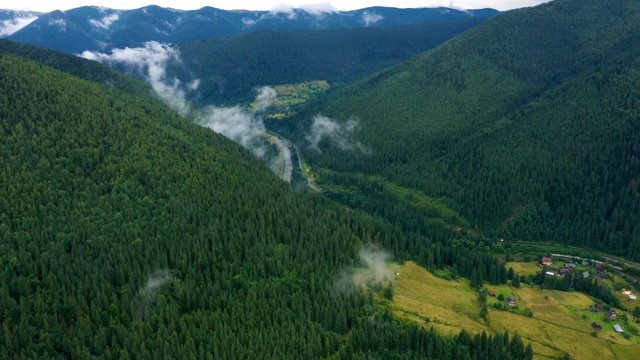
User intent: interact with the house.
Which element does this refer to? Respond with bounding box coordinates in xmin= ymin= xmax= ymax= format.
xmin=598 ymin=272 xmax=606 ymax=281
xmin=629 ymin=294 xmax=637 ymax=300
xmin=613 ymin=324 xmax=624 ymax=333
xmin=488 ymin=289 xmax=496 ymax=297
xmin=596 ymin=265 xmax=605 ymax=273
xmin=606 ymin=310 xmax=617 ymax=320
xmin=582 ymin=260 xmax=590 ymax=267
xmin=546 ymin=271 xmax=555 ymax=276
xmin=559 ymin=268 xmax=569 ymax=276
xmin=591 ymin=322 xmax=602 ymax=331
xmin=541 ymin=257 xmax=552 ymax=266
xmin=506 ymin=296 xmax=517 ymax=307
xmin=582 ymin=271 xmax=590 ymax=279
xmin=564 ymin=262 xmax=577 ymax=269
xmin=590 ymin=304 xmax=605 ymax=312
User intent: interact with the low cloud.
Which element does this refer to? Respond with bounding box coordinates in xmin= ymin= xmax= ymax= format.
xmin=255 ymin=86 xmax=278 ymax=111
xmin=335 ymin=244 xmax=399 ymax=293
xmin=270 ymin=4 xmax=298 ymax=19
xmin=306 ymin=114 xmax=370 ymax=154
xmin=81 ymin=42 xmax=281 ymax=177
xmin=241 ymin=17 xmax=256 ymax=26
xmin=362 ymin=11 xmax=383 ymax=26
xmin=89 ymin=13 xmax=120 ymax=29
xmin=48 ymin=18 xmax=66 ymax=32
xmin=136 ymin=269 xmax=177 ymax=319
xmin=299 ymin=3 xmax=338 ymax=15
xmin=270 ymin=3 xmax=337 ymax=18
xmin=0 ymin=16 xmax=38 ymax=37
xmin=197 ymin=106 xmax=270 ymax=158
xmin=81 ymin=41 xmax=191 ymax=115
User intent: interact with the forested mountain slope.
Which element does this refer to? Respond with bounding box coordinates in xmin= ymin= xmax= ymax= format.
xmin=0 ymin=39 xmax=153 ymax=99
xmin=272 ymin=0 xmax=640 ymax=259
xmin=7 ymin=5 xmax=498 ymax=54
xmin=172 ymin=17 xmax=494 ymax=106
xmin=0 ymin=51 xmax=530 ymax=358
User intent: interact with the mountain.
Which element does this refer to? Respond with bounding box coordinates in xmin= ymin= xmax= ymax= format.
xmin=7 ymin=5 xmax=499 ymax=53
xmin=0 ymin=9 xmax=41 ymax=37
xmin=271 ymin=0 xmax=640 ymax=259
xmin=0 ymin=39 xmax=152 ymax=99
xmin=170 ymin=17 xmax=495 ymax=106
xmin=0 ymin=44 xmax=530 ymax=359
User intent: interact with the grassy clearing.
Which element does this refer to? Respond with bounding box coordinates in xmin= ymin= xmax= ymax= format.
xmin=393 ymin=261 xmax=640 ymax=360
xmin=507 ymin=261 xmax=542 ymax=276
xmin=249 ymin=80 xmax=330 ymax=117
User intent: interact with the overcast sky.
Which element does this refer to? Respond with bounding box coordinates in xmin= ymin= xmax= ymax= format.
xmin=3 ymin=1 xmax=551 ymax=13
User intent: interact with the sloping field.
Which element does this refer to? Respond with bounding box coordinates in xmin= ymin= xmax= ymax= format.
xmin=393 ymin=261 xmax=640 ymax=359
xmin=508 ymin=261 xmax=543 ymax=276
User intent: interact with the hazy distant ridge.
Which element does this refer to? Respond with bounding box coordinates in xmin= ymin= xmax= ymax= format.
xmin=6 ymin=5 xmax=499 ymax=53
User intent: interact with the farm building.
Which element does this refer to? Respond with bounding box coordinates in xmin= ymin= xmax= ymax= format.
xmin=545 ymin=271 xmax=555 ymax=276
xmin=488 ymin=290 xmax=496 ymax=297
xmin=582 ymin=271 xmax=590 ymax=279
xmin=564 ymin=262 xmax=577 ymax=269
xmin=559 ymin=268 xmax=569 ymax=276
xmin=506 ymin=297 xmax=517 ymax=307
xmin=606 ymin=310 xmax=617 ymax=320
xmin=613 ymin=324 xmax=624 ymax=333
xmin=629 ymin=294 xmax=637 ymax=300
xmin=591 ymin=322 xmax=602 ymax=331
xmin=590 ymin=304 xmax=605 ymax=312
xmin=541 ymin=257 xmax=552 ymax=266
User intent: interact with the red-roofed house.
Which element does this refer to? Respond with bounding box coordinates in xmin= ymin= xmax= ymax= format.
xmin=541 ymin=257 xmax=552 ymax=266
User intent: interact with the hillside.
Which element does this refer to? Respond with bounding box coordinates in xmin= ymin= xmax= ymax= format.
xmin=0 ymin=39 xmax=153 ymax=99
xmin=172 ymin=17 xmax=494 ymax=105
xmin=7 ymin=5 xmax=498 ymax=54
xmin=271 ymin=0 xmax=640 ymax=259
xmin=0 ymin=50 xmax=531 ymax=358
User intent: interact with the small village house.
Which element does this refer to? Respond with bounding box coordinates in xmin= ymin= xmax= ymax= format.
xmin=488 ymin=290 xmax=496 ymax=297
xmin=541 ymin=257 xmax=552 ymax=266
xmin=591 ymin=322 xmax=602 ymax=331
xmin=506 ymin=296 xmax=517 ymax=307
xmin=606 ymin=310 xmax=617 ymax=320
xmin=613 ymin=324 xmax=624 ymax=333
xmin=590 ymin=304 xmax=605 ymax=312
xmin=582 ymin=271 xmax=590 ymax=279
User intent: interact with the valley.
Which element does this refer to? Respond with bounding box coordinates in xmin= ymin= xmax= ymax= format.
xmin=1 ymin=0 xmax=639 ymax=358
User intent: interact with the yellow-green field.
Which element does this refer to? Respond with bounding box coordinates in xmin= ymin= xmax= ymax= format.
xmin=249 ymin=80 xmax=330 ymax=118
xmin=392 ymin=261 xmax=640 ymax=360
xmin=508 ymin=261 xmax=543 ymax=276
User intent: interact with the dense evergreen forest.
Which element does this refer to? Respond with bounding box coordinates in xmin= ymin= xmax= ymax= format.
xmin=0 ymin=49 xmax=536 ymax=358
xmin=0 ymin=39 xmax=153 ymax=100
xmin=271 ymin=0 xmax=640 ymax=260
xmin=169 ymin=17 xmax=495 ymax=106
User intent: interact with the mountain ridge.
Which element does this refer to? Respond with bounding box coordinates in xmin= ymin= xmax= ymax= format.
xmin=6 ymin=5 xmax=499 ymax=53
